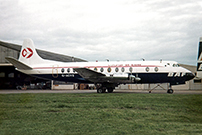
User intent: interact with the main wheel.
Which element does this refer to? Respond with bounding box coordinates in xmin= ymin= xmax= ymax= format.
xmin=107 ymin=88 xmax=114 ymax=93
xmin=97 ymin=88 xmax=106 ymax=93
xmin=97 ymin=89 xmax=103 ymax=93
xmin=167 ymin=89 xmax=174 ymax=94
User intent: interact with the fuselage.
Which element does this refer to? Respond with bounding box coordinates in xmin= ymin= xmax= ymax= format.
xmin=17 ymin=60 xmax=194 ymax=85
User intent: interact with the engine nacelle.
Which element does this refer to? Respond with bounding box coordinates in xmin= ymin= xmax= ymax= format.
xmin=129 ymin=75 xmax=141 ymax=82
xmin=106 ymin=74 xmax=141 ymax=82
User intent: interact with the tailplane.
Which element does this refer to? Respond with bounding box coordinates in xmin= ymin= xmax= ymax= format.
xmin=5 ymin=56 xmax=32 ymax=70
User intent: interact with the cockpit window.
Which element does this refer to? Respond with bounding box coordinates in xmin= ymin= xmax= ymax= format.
xmin=173 ymin=64 xmax=180 ymax=67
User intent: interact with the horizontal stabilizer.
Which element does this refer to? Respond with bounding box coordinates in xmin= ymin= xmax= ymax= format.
xmin=5 ymin=56 xmax=32 ymax=70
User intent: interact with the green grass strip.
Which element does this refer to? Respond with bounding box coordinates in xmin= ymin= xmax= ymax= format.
xmin=0 ymin=93 xmax=202 ymax=135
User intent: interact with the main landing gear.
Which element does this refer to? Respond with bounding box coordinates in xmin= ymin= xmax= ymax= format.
xmin=97 ymin=87 xmax=114 ymax=93
xmin=96 ymin=83 xmax=115 ymax=93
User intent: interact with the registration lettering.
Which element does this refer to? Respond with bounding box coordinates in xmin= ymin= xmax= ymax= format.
xmin=61 ymin=74 xmax=74 ymax=77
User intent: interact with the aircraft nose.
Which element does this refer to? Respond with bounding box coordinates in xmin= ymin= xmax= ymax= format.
xmin=185 ymin=72 xmax=195 ymax=80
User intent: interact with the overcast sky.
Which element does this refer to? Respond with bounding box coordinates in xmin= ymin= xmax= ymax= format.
xmin=1 ymin=0 xmax=202 ymax=65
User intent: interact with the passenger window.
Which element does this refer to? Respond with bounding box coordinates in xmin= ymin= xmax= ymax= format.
xmin=100 ymin=67 xmax=104 ymax=72
xmin=129 ymin=67 xmax=133 ymax=72
xmin=115 ymin=67 xmax=119 ymax=72
xmin=61 ymin=68 xmax=64 ymax=73
xmin=146 ymin=67 xmax=149 ymax=72
xmin=121 ymin=67 xmax=125 ymax=72
xmin=67 ymin=68 xmax=70 ymax=73
xmin=107 ymin=67 xmax=111 ymax=73
xmin=154 ymin=67 xmax=158 ymax=72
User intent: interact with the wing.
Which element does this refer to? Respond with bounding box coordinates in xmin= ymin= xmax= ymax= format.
xmin=73 ymin=68 xmax=106 ymax=82
xmin=74 ymin=68 xmax=141 ymax=83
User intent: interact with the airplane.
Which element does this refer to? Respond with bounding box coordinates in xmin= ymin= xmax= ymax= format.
xmin=5 ymin=38 xmax=195 ymax=93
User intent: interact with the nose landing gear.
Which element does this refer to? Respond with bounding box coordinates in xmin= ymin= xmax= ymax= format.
xmin=167 ymin=84 xmax=174 ymax=94
xmin=148 ymin=84 xmax=174 ymax=94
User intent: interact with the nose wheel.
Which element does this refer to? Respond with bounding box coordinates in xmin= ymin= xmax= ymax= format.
xmin=167 ymin=89 xmax=174 ymax=94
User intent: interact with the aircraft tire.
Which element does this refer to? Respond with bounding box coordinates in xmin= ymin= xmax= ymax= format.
xmin=167 ymin=89 xmax=174 ymax=94
xmin=97 ymin=89 xmax=103 ymax=93
xmin=97 ymin=88 xmax=106 ymax=93
xmin=107 ymin=88 xmax=114 ymax=93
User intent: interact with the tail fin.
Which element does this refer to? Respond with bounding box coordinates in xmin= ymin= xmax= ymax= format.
xmin=19 ymin=39 xmax=44 ymax=66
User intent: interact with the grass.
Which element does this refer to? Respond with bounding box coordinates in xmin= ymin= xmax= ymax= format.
xmin=0 ymin=93 xmax=202 ymax=135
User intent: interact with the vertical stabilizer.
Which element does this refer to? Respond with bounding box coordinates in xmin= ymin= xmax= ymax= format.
xmin=19 ymin=39 xmax=44 ymax=66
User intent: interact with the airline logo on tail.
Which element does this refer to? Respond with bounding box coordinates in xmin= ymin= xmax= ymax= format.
xmin=22 ymin=47 xmax=33 ymax=59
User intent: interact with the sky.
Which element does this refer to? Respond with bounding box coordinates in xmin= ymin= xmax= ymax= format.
xmin=0 ymin=0 xmax=202 ymax=65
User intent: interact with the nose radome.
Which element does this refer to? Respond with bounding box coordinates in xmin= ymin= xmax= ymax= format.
xmin=185 ymin=72 xmax=195 ymax=80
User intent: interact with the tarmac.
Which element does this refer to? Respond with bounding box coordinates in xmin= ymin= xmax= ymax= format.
xmin=0 ymin=89 xmax=202 ymax=94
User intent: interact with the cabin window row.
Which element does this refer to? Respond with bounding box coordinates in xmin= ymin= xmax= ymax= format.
xmin=94 ymin=67 xmax=159 ymax=73
xmin=94 ymin=67 xmax=126 ymax=73
xmin=61 ymin=68 xmax=76 ymax=73
xmin=61 ymin=67 xmax=159 ymax=73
